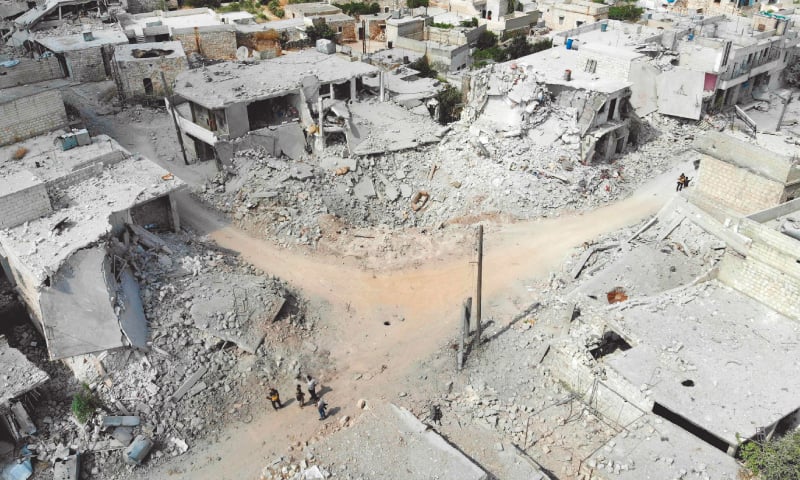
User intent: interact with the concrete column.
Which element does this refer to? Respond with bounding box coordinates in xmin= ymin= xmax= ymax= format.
xmin=350 ymin=77 xmax=357 ymax=102
xmin=379 ymin=72 xmax=385 ymax=102
xmin=316 ymin=96 xmax=324 ymax=153
xmin=58 ymin=5 xmax=62 ymax=19
xmin=329 ymin=83 xmax=335 ymax=100
xmin=169 ymin=193 xmax=181 ymax=233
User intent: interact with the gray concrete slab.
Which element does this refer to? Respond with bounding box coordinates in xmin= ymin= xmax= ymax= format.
xmin=0 ymin=335 xmax=49 ymax=407
xmin=117 ymin=268 xmax=148 ymax=350
xmin=606 ymin=281 xmax=800 ymax=446
xmin=39 ymin=247 xmax=125 ymax=360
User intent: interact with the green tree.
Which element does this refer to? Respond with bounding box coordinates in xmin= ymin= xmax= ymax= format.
xmin=476 ymin=30 xmax=497 ymax=50
xmin=608 ymin=0 xmax=643 ymax=21
xmin=436 ymin=85 xmax=462 ymax=124
xmin=306 ymin=22 xmax=336 ymax=42
xmin=459 ymin=17 xmax=479 ymax=27
xmin=406 ymin=0 xmax=429 ymax=8
xmin=409 ymin=55 xmax=437 ymax=78
xmin=505 ymin=34 xmax=532 ymax=60
xmin=739 ymin=431 xmax=800 ymax=480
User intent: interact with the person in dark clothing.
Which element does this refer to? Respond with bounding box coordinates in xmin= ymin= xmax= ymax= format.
xmin=306 ymin=375 xmax=319 ymax=402
xmin=269 ymin=387 xmax=282 ymax=410
xmin=317 ymin=399 xmax=327 ymax=420
xmin=677 ymin=173 xmax=687 ymax=192
xmin=430 ymin=404 xmax=442 ymax=425
xmin=295 ymin=385 xmax=306 ymax=408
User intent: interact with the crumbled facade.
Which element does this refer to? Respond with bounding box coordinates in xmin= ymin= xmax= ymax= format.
xmin=112 ymin=41 xmax=189 ymax=104
xmin=35 ymin=28 xmax=129 ymax=82
xmin=540 ymin=0 xmax=609 ymax=32
xmin=172 ymin=25 xmax=237 ymax=60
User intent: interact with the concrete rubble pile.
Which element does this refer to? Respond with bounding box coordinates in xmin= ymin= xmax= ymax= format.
xmin=3 ymin=231 xmax=319 ymax=478
xmin=200 ymin=106 xmax=703 ymax=248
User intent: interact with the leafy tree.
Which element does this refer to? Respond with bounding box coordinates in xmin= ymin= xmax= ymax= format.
xmin=505 ymin=34 xmax=532 ymax=60
xmin=409 ymin=55 xmax=437 ymax=78
xmin=459 ymin=17 xmax=478 ymax=27
xmin=306 ymin=22 xmax=336 ymax=42
xmin=476 ymin=30 xmax=497 ymax=50
xmin=334 ymin=1 xmax=380 ymax=15
xmin=739 ymin=431 xmax=800 ymax=480
xmin=406 ymin=0 xmax=429 ymax=8
xmin=436 ymin=85 xmax=462 ymax=124
xmin=608 ymin=0 xmax=643 ymax=21
xmin=184 ymin=0 xmax=221 ymax=8
xmin=531 ymin=37 xmax=552 ymax=53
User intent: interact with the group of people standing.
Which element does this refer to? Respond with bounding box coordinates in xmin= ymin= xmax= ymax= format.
xmin=268 ymin=374 xmax=328 ymax=420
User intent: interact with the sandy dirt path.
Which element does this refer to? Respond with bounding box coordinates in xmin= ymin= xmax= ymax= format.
xmin=136 ymin=162 xmax=684 ymax=480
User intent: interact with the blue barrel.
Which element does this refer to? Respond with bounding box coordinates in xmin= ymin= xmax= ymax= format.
xmin=566 ymin=38 xmax=573 ymax=49
xmin=600 ymin=23 xmax=608 ymax=32
xmin=688 ymin=32 xmax=694 ymax=40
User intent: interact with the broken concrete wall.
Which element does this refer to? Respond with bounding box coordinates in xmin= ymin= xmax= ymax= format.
xmin=0 ymin=172 xmax=53 ymax=230
xmin=127 ymin=0 xmax=178 ymax=14
xmin=695 ymin=155 xmax=785 ymax=215
xmin=173 ymin=25 xmax=237 ymax=60
xmin=113 ymin=47 xmax=189 ymax=104
xmin=0 ymin=56 xmax=65 ymax=89
xmin=235 ymin=31 xmax=282 ymax=58
xmin=0 ymin=89 xmax=68 ymax=146
xmin=63 ymin=46 xmax=110 ymax=82
xmin=655 ymin=68 xmax=704 ymax=120
xmin=225 ymin=103 xmax=250 ymax=138
xmin=628 ymin=59 xmax=659 ymax=116
xmin=694 ymin=132 xmax=799 ymax=184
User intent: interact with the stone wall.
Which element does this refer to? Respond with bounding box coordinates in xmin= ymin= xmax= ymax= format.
xmin=0 ymin=56 xmax=64 ymax=89
xmin=0 ymin=90 xmax=68 ymax=146
xmin=114 ymin=54 xmax=189 ymax=104
xmin=173 ymin=26 xmax=237 ymax=60
xmin=64 ymin=46 xmax=110 ymax=82
xmin=126 ymin=0 xmax=178 ymax=14
xmin=0 ymin=179 xmax=52 ymax=230
xmin=695 ymin=155 xmax=785 ymax=215
xmin=236 ymin=31 xmax=282 ymax=57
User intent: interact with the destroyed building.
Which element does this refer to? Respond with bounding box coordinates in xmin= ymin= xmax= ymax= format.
xmin=465 ymin=47 xmax=638 ymax=163
xmin=11 ymin=0 xmax=106 ymax=33
xmin=0 ymin=335 xmax=49 ymax=445
xmin=284 ymin=2 xmax=342 ymax=19
xmin=171 ymin=49 xmax=380 ymax=163
xmin=385 ymin=16 xmax=472 ymax=71
xmin=111 ymin=41 xmax=188 ymax=104
xmin=0 ymin=133 xmax=185 ymax=361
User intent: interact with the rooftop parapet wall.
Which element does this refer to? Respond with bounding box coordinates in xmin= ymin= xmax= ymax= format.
xmin=0 ymin=89 xmax=67 ymax=146
xmin=693 ymin=131 xmax=800 ymax=184
xmin=0 ymin=56 xmax=64 ymax=89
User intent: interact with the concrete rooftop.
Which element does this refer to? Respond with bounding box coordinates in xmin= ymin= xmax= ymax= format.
xmin=516 ymin=48 xmax=631 ymax=94
xmin=36 ymin=27 xmax=128 ymax=52
xmin=0 ymin=135 xmax=185 ymax=285
xmin=607 ymin=281 xmax=800 ymax=446
xmin=173 ymin=50 xmax=380 ymax=109
xmin=114 ymin=41 xmax=186 ymax=62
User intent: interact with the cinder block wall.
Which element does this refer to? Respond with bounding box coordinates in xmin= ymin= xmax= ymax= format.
xmin=114 ymin=55 xmax=189 ymax=103
xmin=0 ymin=182 xmax=53 ymax=230
xmin=173 ymin=27 xmax=237 ymax=60
xmin=64 ymin=47 xmax=107 ymax=82
xmin=0 ymin=57 xmax=65 ymax=89
xmin=695 ymin=155 xmax=784 ymax=215
xmin=718 ymin=219 xmax=800 ymax=321
xmin=577 ymin=48 xmax=631 ymax=81
xmin=0 ymin=90 xmax=68 ymax=146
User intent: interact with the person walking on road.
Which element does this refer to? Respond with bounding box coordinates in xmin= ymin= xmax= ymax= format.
xmin=269 ymin=387 xmax=282 ymax=410
xmin=317 ymin=399 xmax=327 ymax=420
xmin=295 ymin=384 xmax=306 ymax=408
xmin=306 ymin=375 xmax=319 ymax=402
xmin=677 ymin=173 xmax=687 ymax=192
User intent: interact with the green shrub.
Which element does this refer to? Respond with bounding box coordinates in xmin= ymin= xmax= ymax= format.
xmin=267 ymin=0 xmax=284 ymax=17
xmin=436 ymin=85 xmax=462 ymax=124
xmin=406 ymin=0 xmax=428 ymax=8
xmin=408 ymin=55 xmax=437 ymax=78
xmin=333 ymin=1 xmax=380 ymax=15
xmin=306 ymin=22 xmax=336 ymax=42
xmin=430 ymin=21 xmax=454 ymax=29
xmin=476 ymin=30 xmax=497 ymax=50
xmin=739 ymin=431 xmax=800 ymax=480
xmin=608 ymin=1 xmax=643 ymax=21
xmin=459 ymin=17 xmax=478 ymax=27
xmin=71 ymin=384 xmax=100 ymax=424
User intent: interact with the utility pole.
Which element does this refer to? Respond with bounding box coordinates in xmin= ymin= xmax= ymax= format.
xmin=362 ymin=19 xmax=367 ymax=54
xmin=475 ymin=224 xmax=483 ymax=348
xmin=160 ymin=70 xmax=189 ymax=166
xmin=776 ymin=93 xmax=793 ymax=132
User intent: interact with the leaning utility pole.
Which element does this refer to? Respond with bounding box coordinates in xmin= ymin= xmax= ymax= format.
xmin=160 ymin=70 xmax=189 ymax=166
xmin=474 ymin=224 xmax=483 ymax=348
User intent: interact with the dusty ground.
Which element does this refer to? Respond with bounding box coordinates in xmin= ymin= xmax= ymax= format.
xmin=39 ymin=81 xmax=687 ymax=479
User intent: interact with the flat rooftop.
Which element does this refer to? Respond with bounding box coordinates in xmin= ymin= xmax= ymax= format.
xmin=128 ymin=8 xmax=222 ymax=30
xmin=235 ymin=17 xmax=304 ymax=33
xmin=0 ymin=134 xmax=184 ymax=285
xmin=607 ymin=281 xmax=800 ymax=446
xmin=559 ymin=21 xmax=666 ymax=47
xmin=36 ymin=27 xmax=128 ymax=52
xmin=174 ymin=50 xmax=380 ymax=109
xmin=114 ymin=41 xmax=186 ymax=61
xmin=285 ymin=2 xmax=341 ymax=14
xmin=516 ymin=48 xmax=631 ymax=94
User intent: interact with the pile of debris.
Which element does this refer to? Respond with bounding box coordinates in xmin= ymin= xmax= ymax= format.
xmin=5 ymin=230 xmax=321 ymax=478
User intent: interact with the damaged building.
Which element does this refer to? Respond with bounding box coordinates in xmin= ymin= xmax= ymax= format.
xmin=170 ymin=49 xmax=380 ymax=163
xmin=111 ymin=41 xmax=188 ymax=104
xmin=34 ymin=27 xmax=129 ymax=83
xmin=0 ymin=133 xmax=185 ymax=362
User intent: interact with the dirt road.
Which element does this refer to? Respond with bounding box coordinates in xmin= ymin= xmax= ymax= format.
xmin=137 ymin=161 xmax=682 ymax=480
